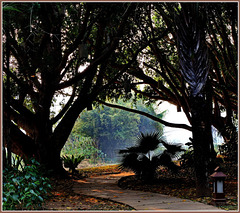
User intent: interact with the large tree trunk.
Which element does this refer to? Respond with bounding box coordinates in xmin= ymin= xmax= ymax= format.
xmin=190 ymin=91 xmax=216 ymax=197
xmin=6 ymin=121 xmax=67 ymax=176
xmin=5 ymin=96 xmax=89 ymax=176
xmin=3 ymin=3 xmax=136 ymax=177
xmin=37 ymin=140 xmax=67 ymax=176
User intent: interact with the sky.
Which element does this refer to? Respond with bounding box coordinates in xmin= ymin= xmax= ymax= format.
xmin=160 ymin=101 xmax=224 ymax=146
xmin=159 ymin=102 xmax=192 ymax=146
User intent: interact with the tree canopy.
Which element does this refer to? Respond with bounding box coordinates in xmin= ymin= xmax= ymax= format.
xmin=120 ymin=3 xmax=237 ymax=139
xmin=3 ymin=2 xmax=139 ymax=173
xmin=3 ymin=2 xmax=237 ymax=185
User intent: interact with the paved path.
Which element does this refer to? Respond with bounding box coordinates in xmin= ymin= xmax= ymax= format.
xmin=72 ymin=172 xmax=226 ymax=211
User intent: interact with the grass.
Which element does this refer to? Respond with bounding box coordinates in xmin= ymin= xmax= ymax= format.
xmin=77 ymin=164 xmax=121 ymax=178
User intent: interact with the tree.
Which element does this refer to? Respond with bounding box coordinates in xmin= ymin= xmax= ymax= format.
xmin=3 ymin=2 xmax=237 ymax=185
xmin=71 ymin=103 xmax=140 ymax=161
xmin=136 ymin=101 xmax=165 ymax=133
xmin=61 ymin=135 xmax=103 ymax=163
xmin=140 ymin=3 xmax=237 ymax=197
xmin=175 ymin=3 xmax=214 ymax=197
xmin=2 ymin=2 xmax=137 ymax=174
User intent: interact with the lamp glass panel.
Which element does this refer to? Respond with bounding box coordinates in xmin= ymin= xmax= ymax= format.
xmin=217 ymin=180 xmax=223 ymax=193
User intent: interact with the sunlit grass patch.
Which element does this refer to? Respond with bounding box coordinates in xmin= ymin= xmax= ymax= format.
xmin=77 ymin=164 xmax=121 ymax=177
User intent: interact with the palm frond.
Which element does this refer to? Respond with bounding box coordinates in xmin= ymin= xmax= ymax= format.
xmin=158 ymin=151 xmax=180 ymax=172
xmin=118 ymin=132 xmax=183 ymax=180
xmin=160 ymin=140 xmax=185 ymax=156
xmin=135 ymin=132 xmax=162 ymax=154
xmin=119 ymin=131 xmax=162 ymax=154
xmin=118 ymin=153 xmax=142 ymax=175
xmin=176 ymin=3 xmax=209 ymax=97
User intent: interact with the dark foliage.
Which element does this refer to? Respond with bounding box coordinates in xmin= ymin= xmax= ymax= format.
xmin=61 ymin=155 xmax=84 ymax=173
xmin=119 ymin=132 xmax=162 ymax=154
xmin=3 ymin=158 xmax=52 ymax=210
xmin=219 ymin=125 xmax=238 ymax=164
xmin=179 ymin=138 xmax=223 ymax=175
xmin=119 ymin=132 xmax=185 ymax=182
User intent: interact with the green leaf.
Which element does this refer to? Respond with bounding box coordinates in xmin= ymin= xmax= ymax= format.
xmin=25 ymin=175 xmax=31 ymax=179
xmin=12 ymin=194 xmax=19 ymax=201
xmin=32 ymin=182 xmax=37 ymax=188
xmin=3 ymin=6 xmax=22 ymax=12
xmin=31 ymin=176 xmax=36 ymax=181
xmin=30 ymin=189 xmax=37 ymax=196
xmin=26 ymin=202 xmax=32 ymax=207
xmin=12 ymin=178 xmax=19 ymax=185
xmin=38 ymin=195 xmax=43 ymax=202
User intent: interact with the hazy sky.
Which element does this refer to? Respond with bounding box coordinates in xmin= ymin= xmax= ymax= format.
xmin=160 ymin=102 xmax=192 ymax=145
xmin=160 ymin=101 xmax=224 ymax=146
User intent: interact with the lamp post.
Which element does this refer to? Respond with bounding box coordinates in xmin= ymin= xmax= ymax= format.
xmin=210 ymin=167 xmax=227 ymax=205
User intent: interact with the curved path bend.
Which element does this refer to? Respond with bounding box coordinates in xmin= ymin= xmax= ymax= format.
xmin=72 ymin=172 xmax=225 ymax=211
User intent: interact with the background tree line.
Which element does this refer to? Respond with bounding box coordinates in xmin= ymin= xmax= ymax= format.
xmin=62 ymin=100 xmax=165 ymax=162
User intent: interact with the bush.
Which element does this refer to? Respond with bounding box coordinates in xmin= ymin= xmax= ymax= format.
xmin=179 ymin=139 xmax=223 ymax=175
xmin=61 ymin=136 xmax=105 ymax=164
xmin=2 ymin=158 xmax=52 ymax=210
xmin=119 ymin=132 xmax=185 ymax=182
xmin=61 ymin=155 xmax=84 ymax=173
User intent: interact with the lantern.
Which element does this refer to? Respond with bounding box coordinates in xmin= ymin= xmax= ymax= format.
xmin=210 ymin=167 xmax=227 ymax=205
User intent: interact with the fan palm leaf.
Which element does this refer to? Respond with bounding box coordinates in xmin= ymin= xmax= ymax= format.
xmin=161 ymin=140 xmax=185 ymax=157
xmin=119 ymin=131 xmax=162 ymax=154
xmin=135 ymin=132 xmax=162 ymax=154
xmin=119 ymin=132 xmax=185 ymax=181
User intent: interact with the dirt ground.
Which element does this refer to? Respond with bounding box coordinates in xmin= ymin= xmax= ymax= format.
xmin=43 ymin=164 xmax=134 ymax=210
xmin=43 ymin=181 xmax=133 ymax=211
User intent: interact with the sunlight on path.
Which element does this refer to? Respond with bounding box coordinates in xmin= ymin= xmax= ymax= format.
xmin=72 ymin=172 xmax=226 ymax=211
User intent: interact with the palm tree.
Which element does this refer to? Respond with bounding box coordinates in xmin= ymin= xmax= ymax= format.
xmin=176 ymin=3 xmax=216 ymax=196
xmin=119 ymin=132 xmax=184 ymax=182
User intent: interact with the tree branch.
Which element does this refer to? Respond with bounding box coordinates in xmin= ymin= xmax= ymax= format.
xmin=4 ymin=102 xmax=36 ymax=136
xmin=3 ymin=120 xmax=36 ymax=158
xmin=97 ymin=99 xmax=192 ymax=131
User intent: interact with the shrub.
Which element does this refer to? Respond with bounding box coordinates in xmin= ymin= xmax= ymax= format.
xmin=61 ymin=136 xmax=104 ymax=163
xmin=179 ymin=139 xmax=223 ymax=175
xmin=61 ymin=155 xmax=84 ymax=173
xmin=2 ymin=158 xmax=52 ymax=210
xmin=119 ymin=132 xmax=185 ymax=182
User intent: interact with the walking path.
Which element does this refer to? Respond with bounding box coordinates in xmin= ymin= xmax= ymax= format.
xmin=72 ymin=172 xmax=226 ymax=211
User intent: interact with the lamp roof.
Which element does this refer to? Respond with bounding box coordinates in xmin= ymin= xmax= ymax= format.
xmin=210 ymin=167 xmax=227 ymax=178
xmin=210 ymin=171 xmax=227 ymax=178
